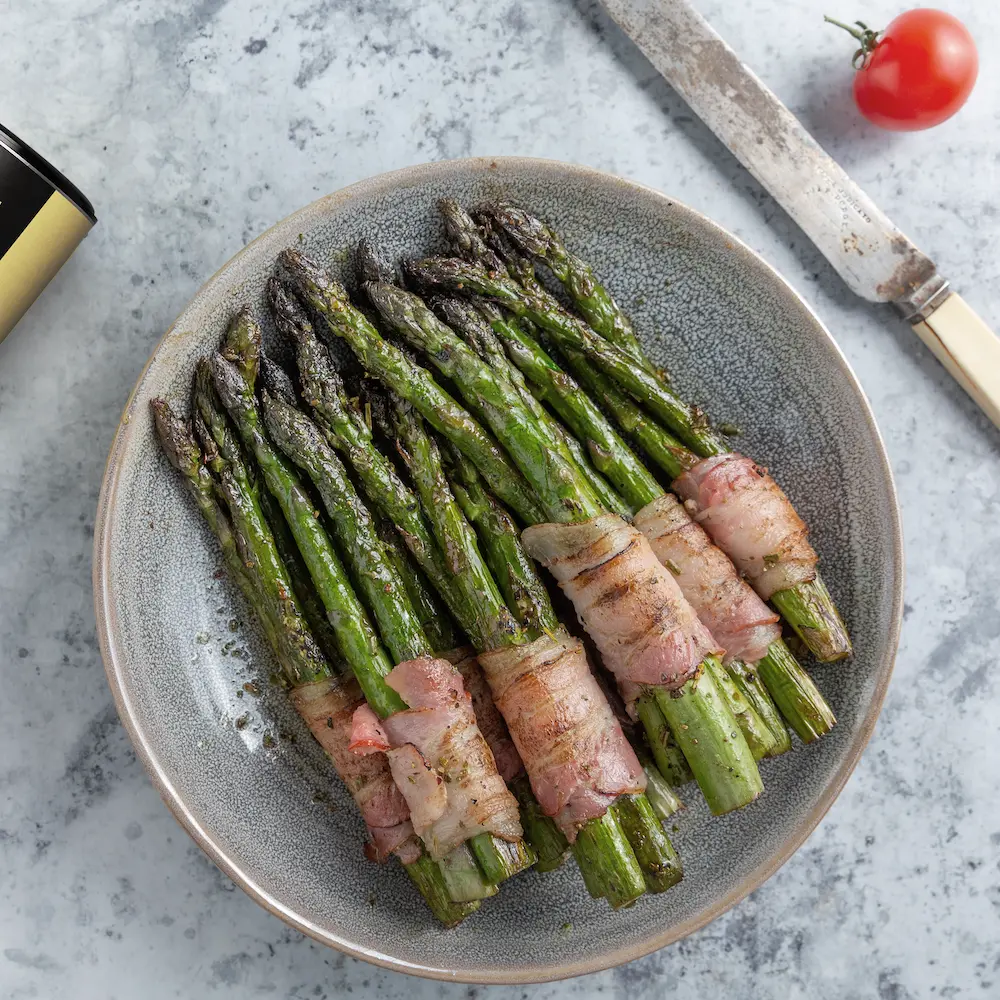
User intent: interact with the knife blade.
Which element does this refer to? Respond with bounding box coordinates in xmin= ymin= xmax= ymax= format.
xmin=600 ymin=0 xmax=1000 ymax=427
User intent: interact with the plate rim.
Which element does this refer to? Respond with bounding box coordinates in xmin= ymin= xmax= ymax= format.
xmin=92 ymin=155 xmax=903 ymax=984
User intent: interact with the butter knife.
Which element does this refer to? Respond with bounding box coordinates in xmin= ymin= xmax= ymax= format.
xmin=600 ymin=0 xmax=1000 ymax=428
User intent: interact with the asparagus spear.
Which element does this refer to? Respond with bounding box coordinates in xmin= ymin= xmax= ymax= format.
xmin=277 ymin=251 xmax=545 ymax=526
xmin=633 ymin=747 xmax=684 ymax=820
xmin=704 ymin=656 xmax=778 ymax=762
xmin=406 ymin=254 xmax=724 ymax=455
xmin=480 ymin=203 xmax=658 ymax=375
xmin=374 ymin=513 xmax=459 ymax=654
xmin=441 ymin=441 xmax=557 ymax=638
xmin=151 ymin=397 xmax=476 ymax=927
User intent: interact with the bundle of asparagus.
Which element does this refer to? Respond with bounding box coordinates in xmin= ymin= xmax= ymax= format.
xmin=151 ymin=196 xmax=851 ymax=927
xmin=151 ymin=317 xmax=475 ymax=927
xmin=431 ymin=201 xmax=837 ymax=745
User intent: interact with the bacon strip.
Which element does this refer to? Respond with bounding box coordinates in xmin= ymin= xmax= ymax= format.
xmin=442 ymin=646 xmax=524 ymax=783
xmin=522 ymin=515 xmax=720 ymax=706
xmin=478 ymin=631 xmax=646 ymax=841
xmin=673 ymin=453 xmax=817 ymax=601
xmin=350 ymin=656 xmax=522 ymax=860
xmin=289 ymin=675 xmax=417 ymax=863
xmin=633 ymin=493 xmax=782 ymax=665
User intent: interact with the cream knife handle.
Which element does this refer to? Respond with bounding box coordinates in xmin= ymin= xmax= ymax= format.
xmin=912 ymin=293 xmax=1000 ymax=428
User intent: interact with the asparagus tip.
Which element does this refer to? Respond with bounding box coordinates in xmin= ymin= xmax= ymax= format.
xmin=259 ymin=354 xmax=298 ymax=407
xmin=356 ymin=237 xmax=396 ymax=287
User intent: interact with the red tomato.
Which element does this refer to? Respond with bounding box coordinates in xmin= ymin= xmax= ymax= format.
xmin=853 ymin=9 xmax=979 ymax=131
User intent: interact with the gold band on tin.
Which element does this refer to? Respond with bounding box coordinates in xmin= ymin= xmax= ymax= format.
xmin=0 ymin=190 xmax=93 ymax=344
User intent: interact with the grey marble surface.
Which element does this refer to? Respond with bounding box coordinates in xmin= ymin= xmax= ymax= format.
xmin=0 ymin=0 xmax=997 ymax=996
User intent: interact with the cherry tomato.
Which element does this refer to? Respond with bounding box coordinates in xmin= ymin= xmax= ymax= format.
xmin=830 ymin=9 xmax=979 ymax=131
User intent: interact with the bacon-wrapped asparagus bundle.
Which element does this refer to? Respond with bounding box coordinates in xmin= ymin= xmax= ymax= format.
xmin=209 ymin=342 xmax=533 ymax=902
xmin=408 ymin=206 xmax=851 ymax=666
xmin=434 ymin=282 xmax=788 ymax=760
xmin=149 ymin=389 xmax=474 ymax=927
xmin=434 ymin=202 xmax=835 ymax=746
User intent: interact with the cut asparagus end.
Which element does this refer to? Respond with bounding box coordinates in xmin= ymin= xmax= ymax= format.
xmin=705 ymin=655 xmax=778 ymax=761
xmin=612 ymin=795 xmax=683 ymax=894
xmin=403 ymin=854 xmax=481 ymax=927
xmin=512 ymin=774 xmax=569 ymax=873
xmin=726 ymin=659 xmax=792 ymax=757
xmin=571 ymin=807 xmax=647 ymax=909
xmin=757 ymin=639 xmax=837 ymax=743
xmin=770 ymin=573 xmax=852 ymax=663
xmin=437 ymin=844 xmax=499 ymax=902
xmin=652 ymin=662 xmax=764 ymax=816
xmin=636 ymin=691 xmax=693 ymax=787
xmin=469 ymin=832 xmax=536 ymax=885
xmin=639 ymin=761 xmax=684 ymax=821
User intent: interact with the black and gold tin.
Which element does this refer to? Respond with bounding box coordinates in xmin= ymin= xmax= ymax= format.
xmin=0 ymin=124 xmax=96 ymax=344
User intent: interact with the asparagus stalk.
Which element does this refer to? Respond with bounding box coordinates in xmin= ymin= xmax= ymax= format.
xmin=726 ymin=660 xmax=793 ymax=757
xmin=441 ymin=442 xmax=558 ymax=638
xmin=374 ymin=513 xmax=460 ymax=654
xmin=705 ymin=656 xmax=778 ymax=762
xmin=611 ymin=796 xmax=682 ymax=893
xmin=756 ymin=640 xmax=837 ymax=744
xmin=151 ymin=397 xmax=477 ymax=927
xmin=634 ymin=748 xmax=684 ymax=821
xmin=479 ymin=203 xmax=657 ymax=374
xmin=652 ymin=660 xmax=762 ymax=816
xmin=256 ymin=484 xmax=344 ymax=668
xmin=635 ymin=695 xmax=694 ymax=787
xmin=405 ymin=254 xmax=725 ymax=455
xmin=474 ymin=300 xmax=659 ymax=512
xmin=260 ymin=393 xmax=429 ymax=665
xmin=277 ymin=251 xmax=545 ymax=526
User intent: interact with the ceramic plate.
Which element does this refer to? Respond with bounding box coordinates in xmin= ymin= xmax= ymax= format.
xmin=93 ymin=157 xmax=902 ymax=983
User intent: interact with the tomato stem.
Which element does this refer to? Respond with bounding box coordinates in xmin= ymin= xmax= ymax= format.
xmin=823 ymin=15 xmax=882 ymax=69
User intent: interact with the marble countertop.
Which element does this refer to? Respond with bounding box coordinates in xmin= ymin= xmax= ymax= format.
xmin=1 ymin=1 xmax=997 ymax=996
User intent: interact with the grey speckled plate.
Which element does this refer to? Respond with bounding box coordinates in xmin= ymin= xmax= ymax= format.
xmin=93 ymin=157 xmax=902 ymax=984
